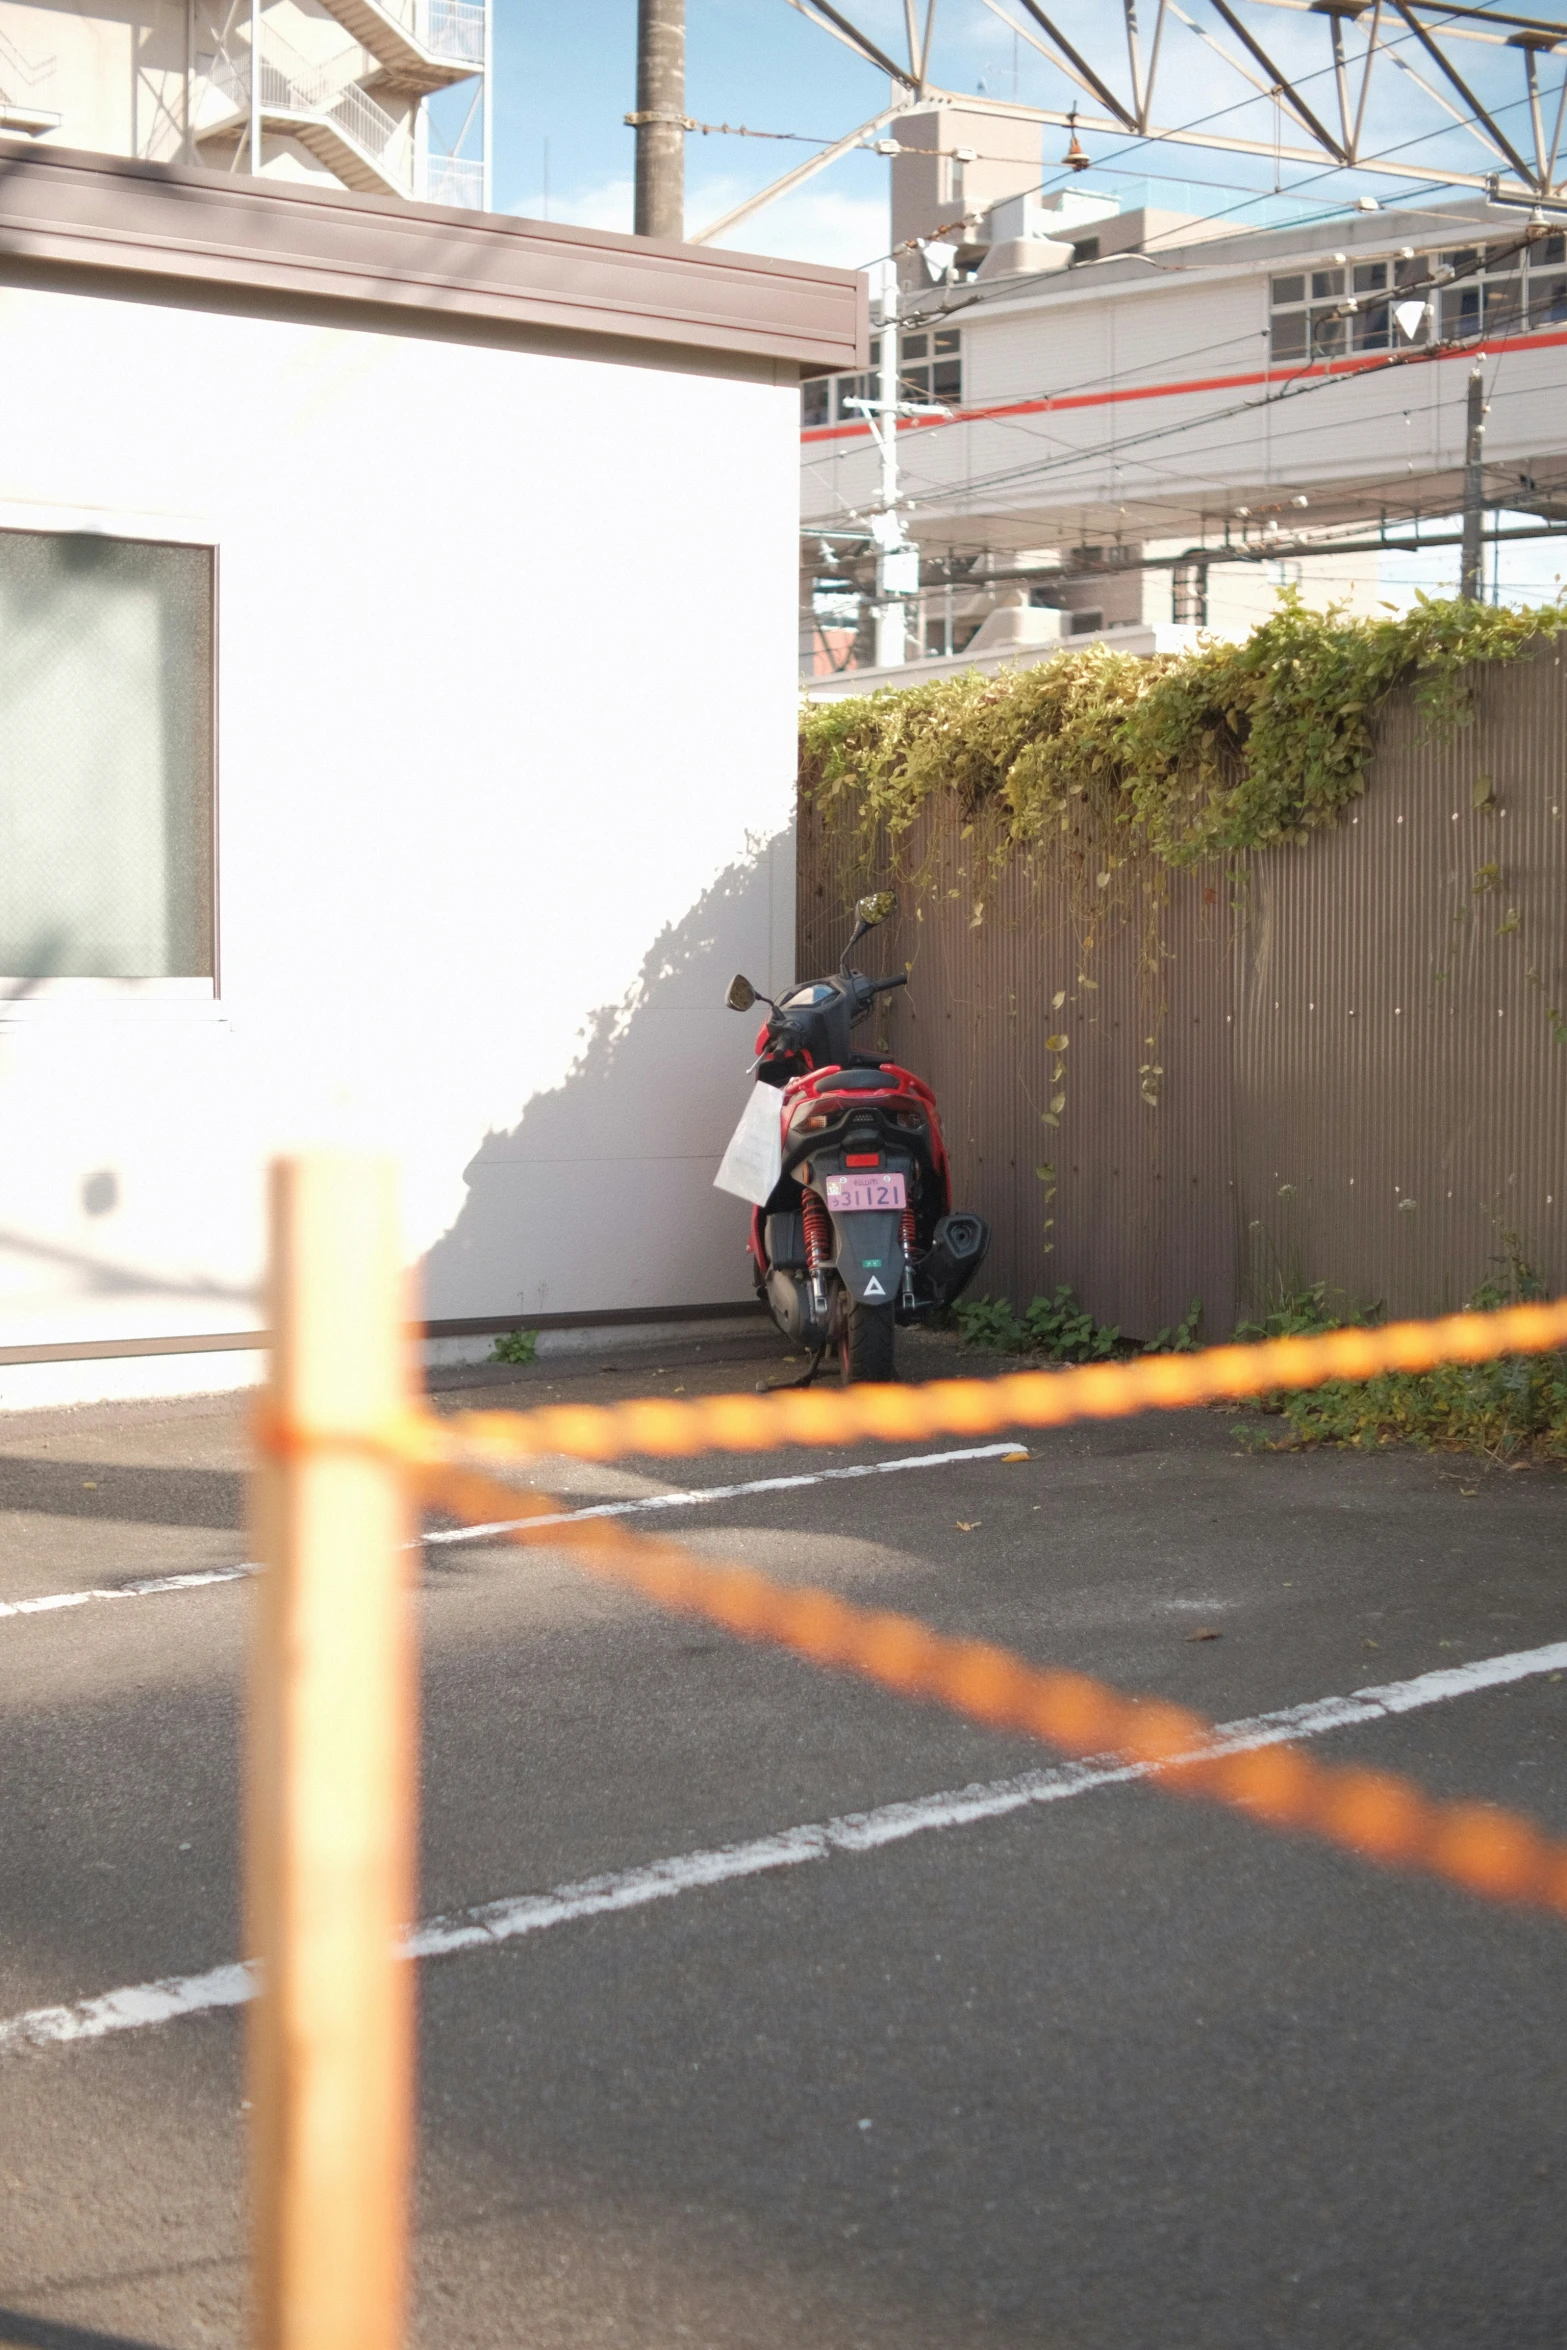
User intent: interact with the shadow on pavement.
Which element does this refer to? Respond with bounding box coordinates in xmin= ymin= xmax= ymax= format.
xmin=0 ymin=1459 xmax=242 ymax=1531
xmin=0 ymin=2311 xmax=172 ymax=2350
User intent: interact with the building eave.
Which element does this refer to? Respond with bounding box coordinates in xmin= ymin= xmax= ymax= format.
xmin=0 ymin=141 xmax=869 ymax=376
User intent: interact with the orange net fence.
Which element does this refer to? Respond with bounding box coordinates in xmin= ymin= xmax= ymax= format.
xmin=404 ymin=1453 xmax=1567 ymax=1919
xmin=425 ymin=1292 xmax=1567 ymax=1466
xmin=257 ymin=1286 xmax=1567 ymax=1920
xmin=241 ymin=1159 xmax=1567 ymax=2349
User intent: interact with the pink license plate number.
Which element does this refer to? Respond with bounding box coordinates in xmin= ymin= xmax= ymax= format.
xmin=823 ymin=1172 xmax=906 ymax=1213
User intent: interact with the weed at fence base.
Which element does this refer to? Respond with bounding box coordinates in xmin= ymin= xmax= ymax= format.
xmin=954 ymin=1285 xmax=1121 ymax=1361
xmin=489 ymin=1329 xmax=538 ymax=1366
xmin=1240 ymin=1257 xmax=1567 ymax=1461
xmin=953 ymin=1287 xmax=1203 ymax=1363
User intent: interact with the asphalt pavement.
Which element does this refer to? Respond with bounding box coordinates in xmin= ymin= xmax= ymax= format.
xmin=1 ymin=1326 xmax=1566 ymax=2349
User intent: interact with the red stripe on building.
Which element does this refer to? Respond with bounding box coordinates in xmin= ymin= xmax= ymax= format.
xmin=799 ymin=330 xmax=1567 ymax=447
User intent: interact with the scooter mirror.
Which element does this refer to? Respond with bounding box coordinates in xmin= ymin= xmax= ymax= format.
xmin=725 ymin=973 xmax=757 ymax=1012
xmin=855 ymin=891 xmax=897 ymax=926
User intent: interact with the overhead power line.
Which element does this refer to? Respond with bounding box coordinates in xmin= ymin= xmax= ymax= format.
xmin=739 ymin=0 xmax=1567 ymax=254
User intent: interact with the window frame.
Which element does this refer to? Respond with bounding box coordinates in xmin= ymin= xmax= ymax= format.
xmin=804 ymin=329 xmax=963 ymax=427
xmin=0 ymin=501 xmax=221 ymax=1016
xmin=1270 ymin=252 xmax=1449 ymax=363
xmin=1271 ymin=237 xmax=1567 ymax=364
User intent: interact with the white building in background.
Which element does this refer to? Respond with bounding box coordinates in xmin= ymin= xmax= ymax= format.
xmin=0 ymin=145 xmax=862 ymax=1405
xmin=0 ymin=0 xmax=488 ymax=205
xmin=803 ymin=108 xmax=1567 ymax=691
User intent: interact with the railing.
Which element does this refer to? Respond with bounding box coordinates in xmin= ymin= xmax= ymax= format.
xmin=421 ymin=0 xmax=485 ymax=66
xmin=424 ymin=152 xmax=482 ymax=207
xmin=199 ymin=11 xmax=484 ymax=209
xmin=206 ymin=35 xmax=414 ymax=191
xmin=351 ymin=0 xmax=485 ymax=65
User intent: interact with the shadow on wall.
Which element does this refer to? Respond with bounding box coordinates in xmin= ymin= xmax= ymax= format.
xmin=423 ymin=840 xmax=790 ymax=1323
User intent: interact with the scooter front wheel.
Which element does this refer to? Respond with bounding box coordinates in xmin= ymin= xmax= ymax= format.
xmin=839 ymin=1297 xmax=896 ymax=1384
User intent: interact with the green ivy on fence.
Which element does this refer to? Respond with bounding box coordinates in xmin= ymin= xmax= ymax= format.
xmin=802 ymin=594 xmax=1567 ymax=1459
xmin=798 ymin=591 xmax=1567 ymax=876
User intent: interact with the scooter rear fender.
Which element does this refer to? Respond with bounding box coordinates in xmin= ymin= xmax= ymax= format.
xmin=830 ymin=1209 xmax=905 ymax=1305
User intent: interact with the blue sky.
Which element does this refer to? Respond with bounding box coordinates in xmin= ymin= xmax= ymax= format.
xmin=491 ymin=0 xmax=915 ymax=264
xmin=484 ymin=0 xmax=1556 ymax=269
xmin=481 ymin=3 xmax=1567 ymax=610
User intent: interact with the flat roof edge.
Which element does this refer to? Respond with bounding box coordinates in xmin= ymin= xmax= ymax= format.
xmin=0 ymin=142 xmax=870 ymax=372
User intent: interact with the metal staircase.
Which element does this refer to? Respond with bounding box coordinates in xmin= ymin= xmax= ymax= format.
xmin=192 ymin=0 xmax=486 ymax=207
xmin=200 ymin=29 xmax=412 ymax=197
xmin=314 ymin=0 xmax=483 ymax=93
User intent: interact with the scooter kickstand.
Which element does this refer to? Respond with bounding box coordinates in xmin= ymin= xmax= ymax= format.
xmin=758 ymin=1346 xmax=826 ymax=1394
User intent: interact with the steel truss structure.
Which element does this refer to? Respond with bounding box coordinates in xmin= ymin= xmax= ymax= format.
xmin=695 ymin=0 xmax=1567 ymax=245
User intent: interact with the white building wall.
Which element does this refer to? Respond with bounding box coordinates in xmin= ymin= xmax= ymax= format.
xmin=1 ymin=0 xmax=183 ymax=156
xmin=0 ymin=281 xmax=801 ymax=1400
xmin=2 ymin=0 xmax=473 ymax=204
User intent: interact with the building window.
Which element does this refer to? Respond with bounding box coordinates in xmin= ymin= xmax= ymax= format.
xmin=1350 ymin=259 xmax=1390 ymax=350
xmin=1272 ymin=235 xmax=1567 ymax=364
xmin=1432 ymin=238 xmax=1564 ymax=338
xmin=1172 ymin=560 xmax=1207 ymax=626
xmin=1270 ymin=252 xmax=1431 ymax=361
xmin=803 ymin=331 xmax=962 ymax=426
xmin=1533 ymin=266 xmax=1567 ymax=325
xmin=898 ymin=328 xmax=962 ymax=404
xmin=1065 ymin=607 xmax=1103 ymax=635
xmin=0 ymin=530 xmax=214 ymax=981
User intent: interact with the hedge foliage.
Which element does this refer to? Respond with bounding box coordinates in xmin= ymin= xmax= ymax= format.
xmin=798 ymin=591 xmax=1567 ymax=872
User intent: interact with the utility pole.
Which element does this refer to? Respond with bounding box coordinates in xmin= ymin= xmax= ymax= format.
xmin=845 ymin=276 xmax=948 ymax=671
xmin=633 ymin=0 xmax=684 ymax=239
xmin=873 ymin=281 xmax=908 ymax=668
xmin=858 ymin=279 xmax=923 ymax=670
xmin=1461 ymin=364 xmax=1486 ymax=601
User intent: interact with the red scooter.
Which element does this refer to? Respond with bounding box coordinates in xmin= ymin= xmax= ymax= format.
xmin=720 ymin=894 xmax=988 ymax=1384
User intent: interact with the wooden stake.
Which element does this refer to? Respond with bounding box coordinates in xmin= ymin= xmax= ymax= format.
xmin=247 ymin=1155 xmax=416 ymax=2350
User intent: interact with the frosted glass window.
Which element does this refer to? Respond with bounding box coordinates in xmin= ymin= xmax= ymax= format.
xmin=0 ymin=531 xmax=214 ymax=979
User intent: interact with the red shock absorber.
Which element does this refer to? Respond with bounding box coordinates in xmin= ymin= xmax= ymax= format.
xmin=802 ymin=1190 xmax=832 ymax=1273
xmin=802 ymin=1188 xmax=832 ymax=1321
xmin=900 ymin=1208 xmax=917 ymax=1262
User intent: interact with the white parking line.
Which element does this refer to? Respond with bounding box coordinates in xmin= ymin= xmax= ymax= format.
xmin=5 ymin=1635 xmax=1564 ymax=2057
xmin=0 ymin=1442 xmax=1029 ymax=1623
xmin=0 ymin=1563 xmax=254 ymax=1621
xmin=420 ymin=1442 xmax=1030 ymax=1545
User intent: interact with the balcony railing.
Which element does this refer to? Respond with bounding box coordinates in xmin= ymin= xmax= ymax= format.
xmin=419 ymin=0 xmax=485 ymax=66
xmin=425 ymin=153 xmax=483 ymax=206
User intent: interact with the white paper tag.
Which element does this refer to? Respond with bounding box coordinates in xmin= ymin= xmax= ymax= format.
xmin=713 ymin=1081 xmax=783 ymax=1207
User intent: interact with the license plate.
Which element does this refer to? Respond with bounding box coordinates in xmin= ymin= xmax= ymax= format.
xmin=823 ymin=1172 xmax=906 ymax=1213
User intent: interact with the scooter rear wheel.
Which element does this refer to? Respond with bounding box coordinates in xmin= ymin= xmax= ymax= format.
xmin=839 ymin=1298 xmax=896 ymax=1384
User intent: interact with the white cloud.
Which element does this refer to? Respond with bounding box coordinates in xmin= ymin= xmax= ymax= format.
xmin=508 ymin=176 xmax=633 ymax=234
xmin=508 ymin=165 xmax=884 ymax=274
xmin=699 ymin=179 xmax=885 ymax=269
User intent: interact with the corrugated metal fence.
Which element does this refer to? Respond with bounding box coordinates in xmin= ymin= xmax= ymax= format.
xmin=797 ymin=641 xmax=1567 ymax=1340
